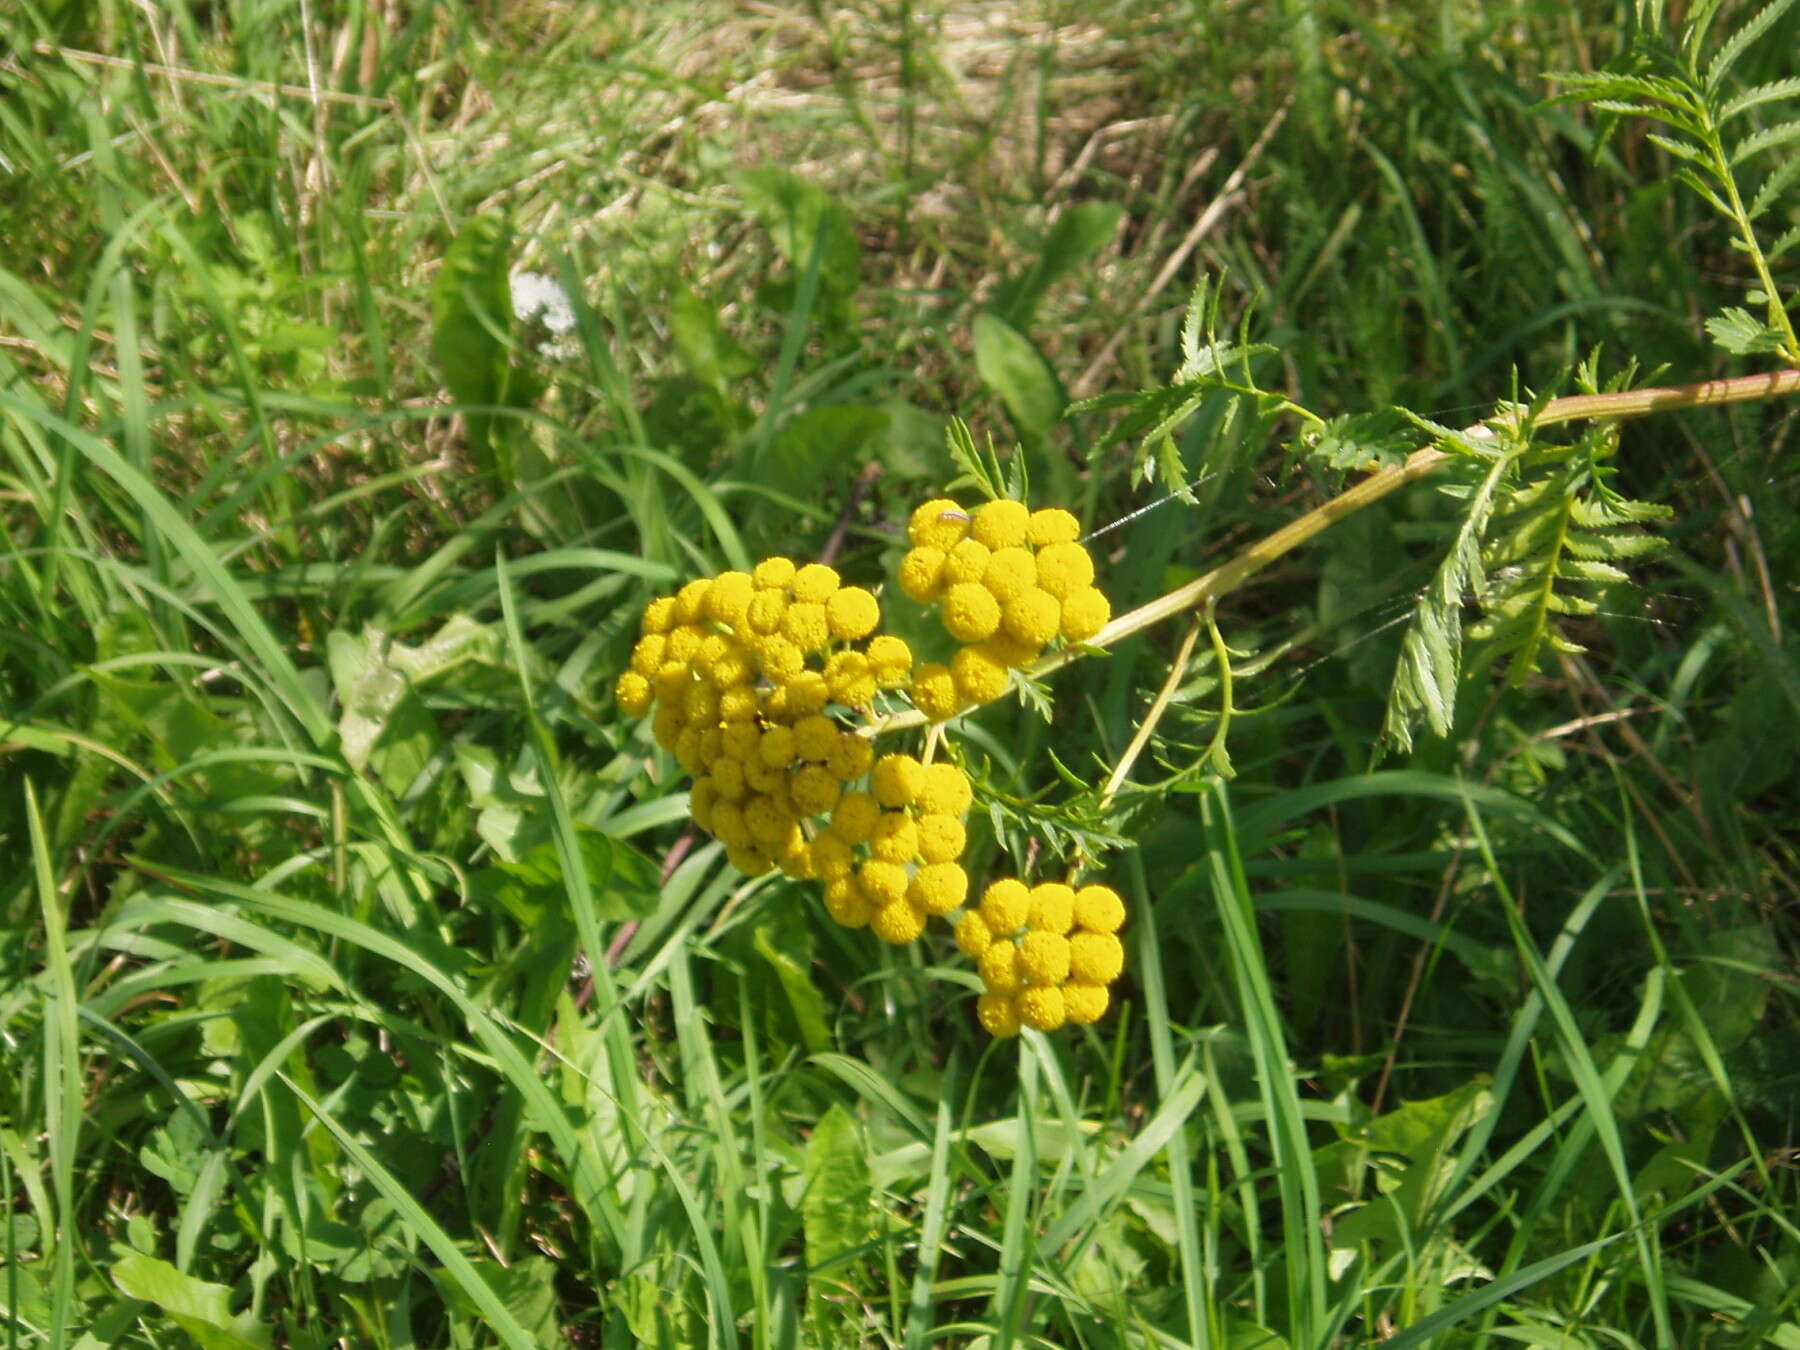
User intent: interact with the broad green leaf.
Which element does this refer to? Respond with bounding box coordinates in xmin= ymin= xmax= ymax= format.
xmin=112 ymin=1254 xmax=270 ymax=1350
xmin=671 ymin=286 xmax=757 ymax=387
xmin=737 ymin=168 xmax=861 ymax=302
xmin=803 ymin=1104 xmax=874 ymax=1278
xmin=762 ymin=404 xmax=888 ymax=496
xmin=972 ymin=311 xmax=1066 ymax=446
xmin=992 ymin=201 xmax=1123 ymax=327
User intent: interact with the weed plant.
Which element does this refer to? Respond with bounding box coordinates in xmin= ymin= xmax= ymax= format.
xmin=2 ymin=1 xmax=1798 ymax=1347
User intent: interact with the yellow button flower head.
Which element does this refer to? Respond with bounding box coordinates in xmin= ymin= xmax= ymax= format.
xmin=651 ymin=706 xmax=685 ymax=750
xmin=719 ymin=721 xmax=759 ymax=760
xmin=710 ymin=758 xmax=747 ymax=801
xmin=1062 ymin=983 xmax=1111 ymax=1024
xmin=809 ymin=830 xmax=854 ymax=880
xmin=1069 ymin=931 xmax=1125 ymax=985
xmin=780 ymin=602 xmax=831 ymax=654
xmin=870 ymin=753 xmax=925 ymax=807
xmin=870 ymin=811 xmax=921 ymax=863
xmin=908 ymin=862 xmax=968 ymax=915
xmin=710 ymin=645 xmax=754 ymax=689
xmin=791 ymin=764 xmax=841 ymax=818
xmin=866 ymin=634 xmax=914 ymax=687
xmin=674 ymin=727 xmax=708 ymax=775
xmin=827 ymin=732 xmax=874 ymax=783
xmin=977 ymin=992 xmax=1022 ymax=1038
xmin=824 ymin=876 xmax=874 ymax=928
xmin=727 ymin=843 xmax=774 ymax=877
xmin=916 ymin=813 xmax=967 ymax=864
xmin=642 ymin=596 xmax=678 ymax=635
xmin=744 ymin=795 xmax=795 ymax=846
xmin=1028 ymin=883 xmax=1076 ymax=935
xmin=1002 ymin=588 xmax=1062 ymax=648
xmin=955 ymin=909 xmax=993 ymax=958
xmin=759 ymin=725 xmax=797 ymax=768
xmin=753 ymin=556 xmax=797 ymax=590
xmin=630 ymin=633 xmax=667 ymax=675
xmin=776 ymin=828 xmax=814 ymax=880
xmin=747 ymin=588 xmax=788 ymax=635
xmin=825 ymin=586 xmax=881 ymax=641
xmin=979 ymin=878 xmax=1030 ymax=934
xmin=784 ymin=670 xmax=831 ymax=718
xmin=793 ymin=714 xmax=838 ymax=762
xmin=744 ymin=757 xmax=784 ymax=793
xmin=978 ymin=939 xmax=1023 ymax=995
xmin=654 ymin=661 xmax=690 ymax=704
xmin=684 ymin=682 xmax=720 ymax=725
xmin=858 ymin=859 xmax=908 ymax=907
xmin=1018 ymin=985 xmax=1067 ymax=1032
xmin=673 ymin=578 xmax=712 ymax=625
xmin=690 ymin=779 xmax=718 ymax=831
xmin=942 ymin=582 xmax=1002 ymax=643
xmin=951 ymin=643 xmax=1009 ymax=706
xmin=1019 ymin=931 xmax=1072 ymax=986
xmin=871 ymin=899 xmax=928 ymax=945
xmin=710 ymin=800 xmax=747 ymax=846
xmin=792 ymin=562 xmax=840 ymax=605
xmin=614 ymin=671 xmax=653 ymax=717
xmin=830 ymin=791 xmax=881 ymax=844
xmin=984 ymin=632 xmax=1043 ymax=670
xmin=911 ymin=662 xmax=961 ymax=722
xmin=704 ymin=571 xmax=755 ymax=627
xmin=943 ymin=539 xmax=991 ymax=586
xmin=1058 ymin=587 xmax=1111 ymax=643
xmin=824 ymin=651 xmax=877 ymax=708
xmin=1033 ymin=542 xmax=1095 ymax=600
xmin=1027 ymin=507 xmax=1081 ymax=547
xmin=898 ymin=547 xmax=948 ymax=603
xmin=719 ymin=686 xmax=759 ymax=721
xmin=666 ymin=624 xmax=704 ymax=664
xmin=1072 ymin=884 xmax=1126 ymax=934
xmin=909 ymin=498 xmax=970 ymax=550
xmin=981 ymin=547 xmax=1037 ymax=602
xmin=972 ymin=498 xmax=1031 ymax=550
xmin=758 ymin=636 xmax=805 ymax=681
xmin=918 ymin=762 xmax=973 ymax=817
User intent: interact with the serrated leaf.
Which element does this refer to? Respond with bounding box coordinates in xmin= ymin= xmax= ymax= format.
xmin=1730 ymin=116 xmax=1800 ymax=165
xmin=762 ymin=404 xmax=888 ymax=496
xmin=1721 ymin=73 xmax=1800 ymax=121
xmin=737 ymin=168 xmax=861 ymax=301
xmin=1748 ymin=153 xmax=1800 ymax=218
xmin=1707 ymin=0 xmax=1800 ymax=90
xmin=1306 ymin=408 xmax=1417 ymax=472
xmin=1705 ymin=306 xmax=1788 ymax=353
xmin=670 ymin=286 xmax=757 ymax=387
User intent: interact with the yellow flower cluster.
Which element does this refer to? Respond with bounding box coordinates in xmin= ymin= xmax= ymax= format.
xmin=953 ymin=879 xmax=1127 ymax=1036
xmin=809 ymin=753 xmax=974 ymax=945
xmin=612 ymin=560 xmax=914 ymax=879
xmin=613 ymin=498 xmax=1124 ymax=1038
xmin=898 ymin=499 xmax=1112 ymax=720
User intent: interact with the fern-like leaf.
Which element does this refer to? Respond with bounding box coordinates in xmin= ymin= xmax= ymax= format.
xmin=1381 ymin=449 xmax=1518 ymax=752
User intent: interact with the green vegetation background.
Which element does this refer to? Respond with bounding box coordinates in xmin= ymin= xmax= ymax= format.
xmin=1 ymin=2 xmax=1796 ymax=1347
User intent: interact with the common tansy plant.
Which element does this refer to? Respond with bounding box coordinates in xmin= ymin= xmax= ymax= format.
xmin=613 ymin=495 xmax=1126 ymax=1038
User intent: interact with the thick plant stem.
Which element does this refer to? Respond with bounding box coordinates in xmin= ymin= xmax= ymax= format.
xmin=870 ymin=366 xmax=1799 ymax=737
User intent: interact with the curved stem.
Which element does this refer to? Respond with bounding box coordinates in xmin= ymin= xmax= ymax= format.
xmin=869 ymin=366 xmax=1800 ymax=738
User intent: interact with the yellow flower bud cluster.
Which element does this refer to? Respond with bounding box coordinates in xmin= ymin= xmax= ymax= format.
xmin=898 ymin=498 xmax=1112 ymax=721
xmin=612 ymin=560 xmax=914 ymax=878
xmin=953 ymin=879 xmax=1126 ymax=1037
xmin=810 ymin=754 xmax=975 ymax=945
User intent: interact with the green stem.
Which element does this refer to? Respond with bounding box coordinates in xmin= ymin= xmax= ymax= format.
xmin=868 ymin=366 xmax=1799 ymax=737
